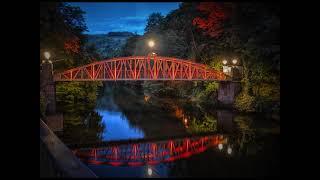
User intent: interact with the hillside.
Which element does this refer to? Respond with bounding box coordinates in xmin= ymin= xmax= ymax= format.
xmin=85 ymin=32 xmax=135 ymax=59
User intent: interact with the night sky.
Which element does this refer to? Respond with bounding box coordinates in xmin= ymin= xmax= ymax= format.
xmin=69 ymin=2 xmax=181 ymax=35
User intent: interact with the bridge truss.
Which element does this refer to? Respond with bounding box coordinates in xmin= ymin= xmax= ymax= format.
xmin=54 ymin=56 xmax=227 ymax=81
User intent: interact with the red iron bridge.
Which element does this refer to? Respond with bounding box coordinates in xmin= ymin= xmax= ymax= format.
xmin=70 ymin=134 xmax=226 ymax=167
xmin=53 ymin=56 xmax=228 ymax=82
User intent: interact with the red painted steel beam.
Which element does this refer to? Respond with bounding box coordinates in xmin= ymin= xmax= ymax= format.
xmin=53 ymin=56 xmax=227 ymax=82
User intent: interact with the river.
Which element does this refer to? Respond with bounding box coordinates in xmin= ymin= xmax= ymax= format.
xmin=57 ymin=83 xmax=280 ymax=178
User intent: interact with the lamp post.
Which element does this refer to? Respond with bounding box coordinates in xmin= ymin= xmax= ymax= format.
xmin=43 ymin=51 xmax=52 ymax=64
xmin=41 ymin=51 xmax=53 ymax=75
xmin=230 ymin=58 xmax=242 ymax=80
xmin=147 ymin=40 xmax=157 ymax=57
xmin=222 ymin=59 xmax=231 ymax=76
xmin=40 ymin=51 xmax=56 ymax=115
xmin=222 ymin=58 xmax=242 ymax=80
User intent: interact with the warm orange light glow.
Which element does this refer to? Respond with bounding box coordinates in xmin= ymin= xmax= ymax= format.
xmin=232 ymin=59 xmax=237 ymax=64
xmin=174 ymin=107 xmax=184 ymax=119
xmin=148 ymin=40 xmax=155 ymax=48
xmin=144 ymin=95 xmax=150 ymax=102
xmin=44 ymin=51 xmax=50 ymax=60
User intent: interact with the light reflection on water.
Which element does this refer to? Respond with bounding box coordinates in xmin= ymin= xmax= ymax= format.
xmin=87 ymin=163 xmax=168 ymax=178
xmin=96 ymin=110 xmax=145 ymax=141
xmin=59 ymin=85 xmax=280 ymax=177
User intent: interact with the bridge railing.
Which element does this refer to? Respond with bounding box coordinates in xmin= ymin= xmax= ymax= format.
xmin=40 ymin=120 xmax=97 ymax=178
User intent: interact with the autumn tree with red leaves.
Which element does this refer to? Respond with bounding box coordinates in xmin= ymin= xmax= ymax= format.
xmin=192 ymin=2 xmax=232 ymax=38
xmin=64 ymin=37 xmax=80 ymax=54
xmin=40 ymin=2 xmax=89 ymax=70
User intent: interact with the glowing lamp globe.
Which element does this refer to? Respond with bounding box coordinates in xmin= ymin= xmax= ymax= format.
xmin=232 ymin=59 xmax=237 ymax=65
xmin=222 ymin=60 xmax=227 ymax=65
xmin=148 ymin=40 xmax=155 ymax=48
xmin=44 ymin=51 xmax=51 ymax=60
xmin=147 ymin=167 xmax=152 ymax=176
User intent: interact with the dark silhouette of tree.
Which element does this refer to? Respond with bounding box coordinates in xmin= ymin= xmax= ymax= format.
xmin=40 ymin=2 xmax=88 ymax=70
xmin=145 ymin=13 xmax=165 ymax=33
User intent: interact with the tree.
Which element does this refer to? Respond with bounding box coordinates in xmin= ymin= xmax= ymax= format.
xmin=144 ymin=13 xmax=165 ymax=33
xmin=40 ymin=2 xmax=88 ymax=70
xmin=120 ymin=35 xmax=142 ymax=56
xmin=64 ymin=37 xmax=80 ymax=54
xmin=40 ymin=3 xmax=103 ymax=119
xmin=192 ymin=2 xmax=232 ymax=38
xmin=119 ymin=2 xmax=280 ymax=113
xmin=192 ymin=2 xmax=279 ymax=112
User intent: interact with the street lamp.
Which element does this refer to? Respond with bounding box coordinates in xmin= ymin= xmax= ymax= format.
xmin=232 ymin=59 xmax=237 ymax=65
xmin=147 ymin=40 xmax=157 ymax=57
xmin=222 ymin=59 xmax=231 ymax=75
xmin=44 ymin=51 xmax=50 ymax=60
xmin=227 ymin=146 xmax=232 ymax=154
xmin=148 ymin=40 xmax=155 ymax=48
xmin=222 ymin=59 xmax=228 ymax=65
xmin=43 ymin=51 xmax=52 ymax=64
xmin=147 ymin=167 xmax=153 ymax=176
xmin=222 ymin=58 xmax=242 ymax=80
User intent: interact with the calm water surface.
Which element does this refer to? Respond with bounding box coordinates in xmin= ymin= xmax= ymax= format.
xmin=58 ymin=85 xmax=280 ymax=178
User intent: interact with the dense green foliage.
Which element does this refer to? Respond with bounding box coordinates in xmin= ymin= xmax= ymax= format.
xmin=40 ymin=2 xmax=102 ymax=118
xmin=120 ymin=2 xmax=280 ymax=113
xmin=187 ymin=115 xmax=218 ymax=133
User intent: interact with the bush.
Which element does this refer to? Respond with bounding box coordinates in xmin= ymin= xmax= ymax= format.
xmin=187 ymin=115 xmax=217 ymax=133
xmin=235 ymin=91 xmax=255 ymax=112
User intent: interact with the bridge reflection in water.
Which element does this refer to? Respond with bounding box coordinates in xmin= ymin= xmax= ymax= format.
xmin=71 ymin=134 xmax=227 ymax=167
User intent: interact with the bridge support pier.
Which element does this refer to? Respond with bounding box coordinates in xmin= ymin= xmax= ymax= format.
xmin=41 ymin=61 xmax=63 ymax=132
xmin=217 ymin=81 xmax=241 ymax=106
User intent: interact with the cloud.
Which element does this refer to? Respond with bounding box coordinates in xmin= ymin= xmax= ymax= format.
xmin=88 ymin=16 xmax=148 ymax=35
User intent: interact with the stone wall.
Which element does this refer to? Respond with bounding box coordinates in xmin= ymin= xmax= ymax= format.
xmin=218 ymin=81 xmax=241 ymax=105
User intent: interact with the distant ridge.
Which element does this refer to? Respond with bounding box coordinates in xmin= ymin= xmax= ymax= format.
xmin=85 ymin=31 xmax=137 ymax=59
xmin=107 ymin=31 xmax=135 ymax=36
